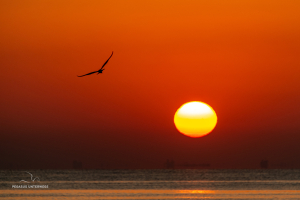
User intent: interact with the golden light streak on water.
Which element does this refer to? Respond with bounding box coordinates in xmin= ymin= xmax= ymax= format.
xmin=1 ymin=190 xmax=300 ymax=199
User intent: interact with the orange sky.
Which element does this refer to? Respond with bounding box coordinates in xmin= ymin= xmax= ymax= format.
xmin=1 ymin=0 xmax=300 ymax=169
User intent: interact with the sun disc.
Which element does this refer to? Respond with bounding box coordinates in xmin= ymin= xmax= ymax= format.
xmin=174 ymin=101 xmax=217 ymax=138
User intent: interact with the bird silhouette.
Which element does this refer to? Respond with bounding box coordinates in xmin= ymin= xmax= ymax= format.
xmin=77 ymin=51 xmax=113 ymax=77
xmin=19 ymin=171 xmax=40 ymax=183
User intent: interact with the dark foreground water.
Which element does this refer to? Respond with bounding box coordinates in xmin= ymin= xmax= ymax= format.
xmin=1 ymin=169 xmax=300 ymax=199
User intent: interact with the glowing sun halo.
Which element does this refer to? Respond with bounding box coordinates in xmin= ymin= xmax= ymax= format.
xmin=174 ymin=101 xmax=217 ymax=138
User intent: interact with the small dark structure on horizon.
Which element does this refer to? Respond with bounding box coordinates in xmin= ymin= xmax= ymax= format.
xmin=177 ymin=163 xmax=211 ymax=169
xmin=73 ymin=160 xmax=83 ymax=169
xmin=165 ymin=159 xmax=175 ymax=169
xmin=260 ymin=159 xmax=269 ymax=169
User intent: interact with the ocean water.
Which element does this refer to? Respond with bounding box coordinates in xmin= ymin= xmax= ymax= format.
xmin=1 ymin=169 xmax=300 ymax=199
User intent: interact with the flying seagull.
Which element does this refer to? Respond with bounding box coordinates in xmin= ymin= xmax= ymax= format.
xmin=77 ymin=51 xmax=113 ymax=77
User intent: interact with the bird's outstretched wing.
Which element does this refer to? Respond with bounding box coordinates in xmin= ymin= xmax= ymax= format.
xmin=99 ymin=51 xmax=113 ymax=70
xmin=77 ymin=71 xmax=98 ymax=77
xmin=77 ymin=51 xmax=113 ymax=77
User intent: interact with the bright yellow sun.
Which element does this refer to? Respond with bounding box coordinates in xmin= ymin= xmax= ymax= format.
xmin=174 ymin=101 xmax=217 ymax=138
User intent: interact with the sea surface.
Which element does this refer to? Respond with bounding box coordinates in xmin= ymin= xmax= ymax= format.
xmin=1 ymin=169 xmax=300 ymax=199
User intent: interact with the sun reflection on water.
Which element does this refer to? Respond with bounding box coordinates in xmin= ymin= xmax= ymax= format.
xmin=179 ymin=190 xmax=215 ymax=194
xmin=2 ymin=189 xmax=300 ymax=199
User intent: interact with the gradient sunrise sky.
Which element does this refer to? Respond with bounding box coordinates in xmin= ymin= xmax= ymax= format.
xmin=1 ymin=0 xmax=300 ymax=169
